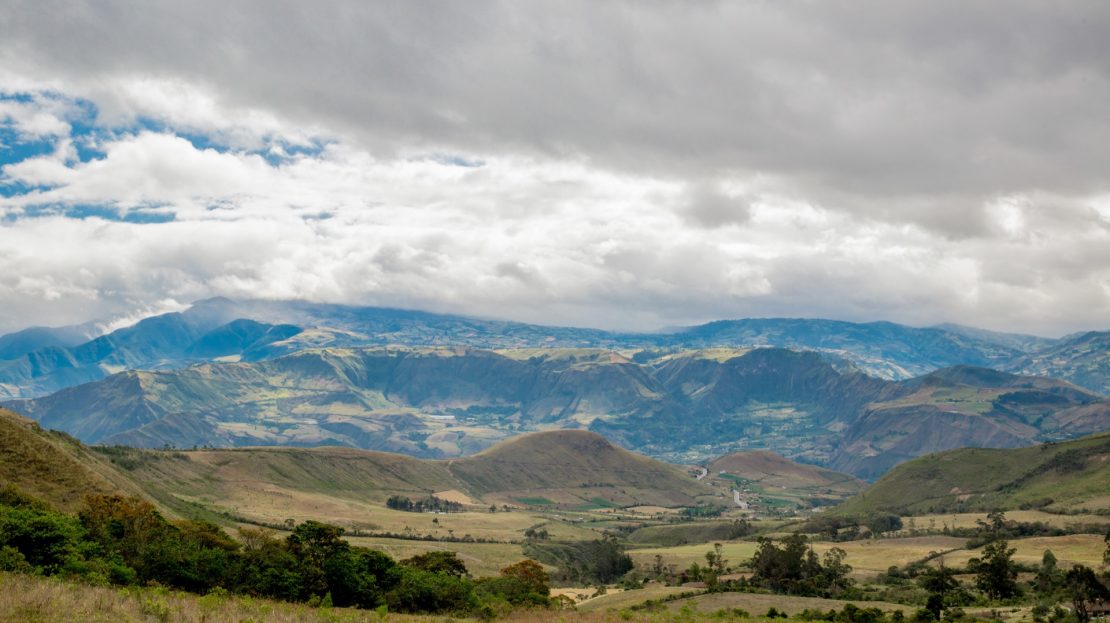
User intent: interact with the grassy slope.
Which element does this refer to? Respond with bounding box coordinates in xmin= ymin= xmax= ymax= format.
xmin=0 ymin=408 xmax=144 ymax=511
xmin=102 ymin=430 xmax=712 ymax=533
xmin=834 ymin=432 xmax=1110 ymax=515
xmin=446 ymin=430 xmax=709 ymax=508
xmin=707 ymin=451 xmax=865 ymax=494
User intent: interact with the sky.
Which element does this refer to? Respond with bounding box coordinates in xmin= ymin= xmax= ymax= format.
xmin=1 ymin=1 xmax=1110 ymax=337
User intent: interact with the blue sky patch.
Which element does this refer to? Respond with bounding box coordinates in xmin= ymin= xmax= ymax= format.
xmin=6 ymin=203 xmax=176 ymax=224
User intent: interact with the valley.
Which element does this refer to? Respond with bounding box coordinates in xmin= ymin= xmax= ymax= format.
xmin=2 ymin=403 xmax=1110 ymax=621
xmin=5 ymin=343 xmax=1107 ymax=480
xmin=1 ymin=302 xmax=1109 ymax=622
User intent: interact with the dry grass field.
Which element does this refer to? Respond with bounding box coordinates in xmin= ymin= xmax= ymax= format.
xmin=901 ymin=510 xmax=1109 ymax=531
xmin=627 ymin=540 xmax=762 ymax=571
xmin=574 ymin=586 xmax=698 ymax=612
xmin=0 ymin=572 xmax=838 ymax=623
xmin=630 ymin=529 xmax=1108 ymax=580
xmin=929 ymin=534 xmax=1106 ymax=569
xmin=661 ymin=592 xmax=912 ymax=616
xmin=343 ymin=535 xmax=529 ymax=577
xmin=199 ymin=485 xmax=604 ymax=543
xmin=628 ymin=536 xmax=969 ymax=578
xmin=808 ymin=537 xmax=968 ymax=576
xmin=0 ymin=572 xmax=445 ymax=623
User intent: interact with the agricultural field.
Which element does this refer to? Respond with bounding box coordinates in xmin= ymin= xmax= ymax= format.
xmin=628 ymin=541 xmax=763 ymax=571
xmin=625 ymin=531 xmax=1110 ymax=580
xmin=574 ymin=586 xmax=699 ymax=612
xmin=205 ymin=488 xmax=548 ymax=540
xmin=342 ymin=536 xmax=528 ymax=578
xmin=628 ymin=536 xmax=970 ymax=579
xmin=930 ymin=534 xmax=1106 ymax=569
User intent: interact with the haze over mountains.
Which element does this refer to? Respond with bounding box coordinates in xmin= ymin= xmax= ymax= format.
xmin=3 ymin=297 xmax=1110 ymax=399
xmin=2 ymin=298 xmax=1109 ymax=481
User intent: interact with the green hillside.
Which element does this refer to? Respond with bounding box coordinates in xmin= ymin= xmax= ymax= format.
xmin=0 ymin=408 xmax=143 ymax=511
xmin=834 ymin=432 xmax=1110 ymax=515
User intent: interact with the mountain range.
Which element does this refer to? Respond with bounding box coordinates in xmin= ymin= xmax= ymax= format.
xmin=4 ymin=297 xmax=1109 ymax=401
xmin=1 ymin=298 xmax=1108 ymax=481
xmin=5 ymin=345 xmax=1107 ymax=479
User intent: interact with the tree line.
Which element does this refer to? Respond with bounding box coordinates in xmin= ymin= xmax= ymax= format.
xmin=385 ymin=494 xmax=463 ymax=513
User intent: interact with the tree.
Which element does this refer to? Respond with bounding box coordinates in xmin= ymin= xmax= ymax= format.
xmin=750 ymin=534 xmax=831 ymax=596
xmin=286 ymin=520 xmax=350 ymax=599
xmin=499 ymin=560 xmax=549 ymax=596
xmin=1064 ymin=565 xmax=1110 ymax=623
xmin=970 ymin=539 xmax=1019 ymax=600
xmin=705 ymin=542 xmax=727 ymax=576
xmin=78 ymin=494 xmax=177 ymax=581
xmin=385 ymin=566 xmax=475 ymax=614
xmin=1103 ymin=529 xmax=1110 ymax=568
xmin=821 ymin=547 xmax=852 ymax=595
xmin=919 ymin=566 xmax=959 ymax=619
xmin=475 ymin=560 xmax=550 ymax=608
xmin=1034 ymin=549 xmax=1061 ymax=595
xmin=403 ymin=551 xmax=469 ymax=578
xmin=865 ymin=513 xmax=903 ymax=537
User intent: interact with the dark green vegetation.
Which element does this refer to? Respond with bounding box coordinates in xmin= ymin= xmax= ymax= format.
xmin=748 ymin=535 xmax=853 ymax=597
xmin=524 ymin=537 xmax=634 ymax=584
xmin=834 ymin=432 xmax=1110 ymax=515
xmin=0 ymin=486 xmax=553 ymax=615
xmin=386 ymin=495 xmax=463 ymax=513
xmin=628 ymin=520 xmax=754 ymax=547
xmin=5 ymin=345 xmax=1107 ymax=478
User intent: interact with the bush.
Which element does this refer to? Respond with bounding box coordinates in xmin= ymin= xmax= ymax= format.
xmin=385 ymin=566 xmax=476 ymax=614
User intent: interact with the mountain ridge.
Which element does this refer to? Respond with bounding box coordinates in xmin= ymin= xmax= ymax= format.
xmin=6 ymin=298 xmax=1105 ymax=401
xmin=6 ymin=346 xmax=1107 ymax=479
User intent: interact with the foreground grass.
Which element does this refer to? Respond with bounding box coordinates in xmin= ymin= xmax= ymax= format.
xmin=662 ymin=593 xmax=911 ymax=616
xmin=0 ymin=572 xmax=440 ymax=623
xmin=0 ymin=572 xmax=872 ymax=623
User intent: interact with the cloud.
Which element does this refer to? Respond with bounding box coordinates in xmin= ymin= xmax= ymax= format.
xmin=1 ymin=2 xmax=1110 ymax=336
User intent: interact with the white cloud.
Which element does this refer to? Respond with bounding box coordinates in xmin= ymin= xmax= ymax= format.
xmin=1 ymin=122 xmax=1109 ymax=336
xmin=1 ymin=2 xmax=1110 ymax=336
xmin=0 ymin=95 xmax=72 ymax=139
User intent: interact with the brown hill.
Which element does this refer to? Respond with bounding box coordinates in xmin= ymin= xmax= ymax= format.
xmin=0 ymin=408 xmax=141 ymax=511
xmin=707 ymin=450 xmax=865 ymax=494
xmin=447 ymin=429 xmax=707 ymax=507
xmin=100 ymin=430 xmax=712 ymax=519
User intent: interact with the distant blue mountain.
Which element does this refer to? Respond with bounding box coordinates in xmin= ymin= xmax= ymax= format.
xmin=0 ymin=297 xmax=1105 ymax=400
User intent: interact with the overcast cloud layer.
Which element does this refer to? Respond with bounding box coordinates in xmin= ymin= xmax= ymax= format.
xmin=2 ymin=1 xmax=1110 ymax=336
